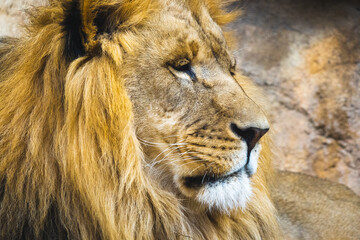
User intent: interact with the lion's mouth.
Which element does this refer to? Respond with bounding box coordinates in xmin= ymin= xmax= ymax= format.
xmin=180 ymin=143 xmax=261 ymax=190
xmin=183 ymin=167 xmax=243 ymax=189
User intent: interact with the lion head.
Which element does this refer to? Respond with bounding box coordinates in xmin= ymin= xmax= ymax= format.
xmin=0 ymin=0 xmax=281 ymax=239
xmin=125 ymin=5 xmax=270 ymax=211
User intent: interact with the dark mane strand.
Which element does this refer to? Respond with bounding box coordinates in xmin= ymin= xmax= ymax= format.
xmin=61 ymin=0 xmax=86 ymax=60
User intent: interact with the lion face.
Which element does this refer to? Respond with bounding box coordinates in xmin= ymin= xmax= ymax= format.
xmin=123 ymin=3 xmax=269 ymax=212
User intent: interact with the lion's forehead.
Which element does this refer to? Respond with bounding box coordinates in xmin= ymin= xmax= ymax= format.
xmin=145 ymin=2 xmax=231 ymax=65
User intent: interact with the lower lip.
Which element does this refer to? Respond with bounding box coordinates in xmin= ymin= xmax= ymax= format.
xmin=183 ymin=168 xmax=243 ymax=189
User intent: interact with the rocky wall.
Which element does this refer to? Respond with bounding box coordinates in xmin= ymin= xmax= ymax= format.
xmin=1 ymin=0 xmax=359 ymax=194
xmin=232 ymin=0 xmax=360 ymax=194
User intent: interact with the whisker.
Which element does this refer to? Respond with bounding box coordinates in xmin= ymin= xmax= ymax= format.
xmin=148 ymin=146 xmax=174 ymax=163
xmin=178 ymin=159 xmax=208 ymax=167
xmin=187 ymin=165 xmax=203 ymax=175
xmin=147 ymin=143 xmax=189 ymax=165
xmin=137 ymin=137 xmax=187 ymax=147
xmin=188 ymin=162 xmax=216 ymax=176
xmin=163 ymin=134 xmax=182 ymax=139
xmin=201 ymin=171 xmax=209 ymax=184
xmin=149 ymin=145 xmax=191 ymax=167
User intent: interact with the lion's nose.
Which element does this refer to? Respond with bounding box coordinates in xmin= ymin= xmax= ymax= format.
xmin=230 ymin=123 xmax=269 ymax=151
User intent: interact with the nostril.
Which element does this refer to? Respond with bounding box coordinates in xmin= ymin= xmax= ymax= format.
xmin=230 ymin=123 xmax=269 ymax=151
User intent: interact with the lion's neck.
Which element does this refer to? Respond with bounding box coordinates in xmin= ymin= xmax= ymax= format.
xmin=178 ymin=191 xmax=281 ymax=240
xmin=144 ymin=161 xmax=281 ymax=239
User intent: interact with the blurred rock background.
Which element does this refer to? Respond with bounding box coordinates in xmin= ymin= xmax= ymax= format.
xmin=1 ymin=0 xmax=359 ymax=194
xmin=231 ymin=0 xmax=360 ymax=194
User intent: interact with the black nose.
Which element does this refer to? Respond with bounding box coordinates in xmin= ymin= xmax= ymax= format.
xmin=230 ymin=123 xmax=269 ymax=151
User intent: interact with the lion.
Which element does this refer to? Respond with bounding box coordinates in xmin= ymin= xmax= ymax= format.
xmin=0 ymin=0 xmax=359 ymax=239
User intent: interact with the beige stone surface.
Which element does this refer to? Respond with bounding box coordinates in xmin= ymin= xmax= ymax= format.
xmin=0 ymin=0 xmax=46 ymax=36
xmin=1 ymin=0 xmax=359 ymax=194
xmin=231 ymin=0 xmax=360 ymax=194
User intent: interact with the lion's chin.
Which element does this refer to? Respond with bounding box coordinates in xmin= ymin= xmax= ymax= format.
xmin=177 ymin=170 xmax=253 ymax=213
xmin=196 ymin=171 xmax=253 ymax=212
xmin=174 ymin=144 xmax=262 ymax=213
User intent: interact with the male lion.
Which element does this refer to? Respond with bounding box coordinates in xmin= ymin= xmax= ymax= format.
xmin=0 ymin=0 xmax=359 ymax=239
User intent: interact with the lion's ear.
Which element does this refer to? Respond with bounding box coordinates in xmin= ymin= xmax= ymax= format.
xmin=62 ymin=0 xmax=112 ymax=59
xmin=62 ymin=0 xmax=154 ymax=60
xmin=78 ymin=0 xmax=98 ymax=51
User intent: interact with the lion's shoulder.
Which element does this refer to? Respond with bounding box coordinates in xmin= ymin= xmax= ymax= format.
xmin=271 ymin=170 xmax=360 ymax=239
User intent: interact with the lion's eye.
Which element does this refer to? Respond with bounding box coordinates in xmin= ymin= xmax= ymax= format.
xmin=174 ymin=59 xmax=191 ymax=71
xmin=170 ymin=58 xmax=197 ymax=81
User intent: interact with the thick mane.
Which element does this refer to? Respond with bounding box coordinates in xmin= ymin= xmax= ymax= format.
xmin=0 ymin=0 xmax=281 ymax=239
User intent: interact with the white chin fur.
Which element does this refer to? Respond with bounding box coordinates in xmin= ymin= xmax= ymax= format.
xmin=247 ymin=143 xmax=261 ymax=176
xmin=195 ymin=171 xmax=252 ymax=213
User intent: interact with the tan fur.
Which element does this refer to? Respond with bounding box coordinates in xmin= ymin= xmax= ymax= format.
xmin=1 ymin=0 xmax=357 ymax=239
xmin=271 ymin=171 xmax=360 ymax=240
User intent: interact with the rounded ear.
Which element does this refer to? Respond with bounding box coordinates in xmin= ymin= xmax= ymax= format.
xmin=78 ymin=0 xmax=98 ymax=51
xmin=61 ymin=0 xmax=99 ymax=59
xmin=61 ymin=0 xmax=155 ymax=60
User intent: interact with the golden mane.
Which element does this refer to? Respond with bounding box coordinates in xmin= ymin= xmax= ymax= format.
xmin=0 ymin=0 xmax=281 ymax=239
